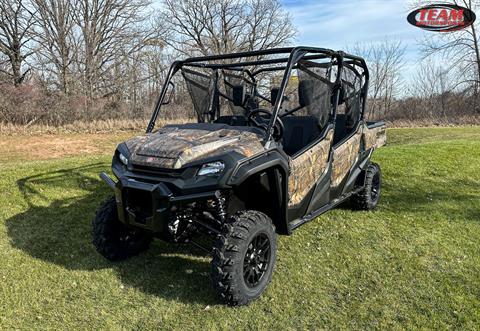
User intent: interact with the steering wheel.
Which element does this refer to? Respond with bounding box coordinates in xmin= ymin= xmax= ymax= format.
xmin=247 ymin=108 xmax=284 ymax=141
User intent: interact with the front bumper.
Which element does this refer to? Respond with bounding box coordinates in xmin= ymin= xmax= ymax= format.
xmin=100 ymin=172 xmax=217 ymax=233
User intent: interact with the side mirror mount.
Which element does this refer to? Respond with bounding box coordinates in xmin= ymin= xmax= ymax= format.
xmin=162 ymin=82 xmax=175 ymax=105
xmin=232 ymin=85 xmax=245 ymax=106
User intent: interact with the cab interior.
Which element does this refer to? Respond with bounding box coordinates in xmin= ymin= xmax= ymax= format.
xmin=172 ymin=56 xmax=365 ymax=157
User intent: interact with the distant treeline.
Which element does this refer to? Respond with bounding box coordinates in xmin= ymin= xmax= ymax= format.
xmin=0 ymin=0 xmax=478 ymax=127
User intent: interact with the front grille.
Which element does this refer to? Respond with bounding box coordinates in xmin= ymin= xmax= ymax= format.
xmin=124 ymin=188 xmax=153 ymax=224
xmin=130 ymin=164 xmax=184 ymax=177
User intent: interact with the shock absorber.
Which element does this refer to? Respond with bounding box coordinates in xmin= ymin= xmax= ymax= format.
xmin=214 ymin=190 xmax=227 ymax=223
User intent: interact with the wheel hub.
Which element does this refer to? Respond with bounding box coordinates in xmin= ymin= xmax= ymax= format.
xmin=370 ymin=172 xmax=380 ymax=201
xmin=243 ymin=233 xmax=271 ymax=288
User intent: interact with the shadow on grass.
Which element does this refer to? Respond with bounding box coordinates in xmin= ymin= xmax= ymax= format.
xmin=6 ymin=164 xmax=218 ymax=306
xmin=6 ymin=163 xmax=478 ymax=307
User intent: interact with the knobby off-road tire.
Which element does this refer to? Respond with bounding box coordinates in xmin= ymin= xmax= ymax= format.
xmin=92 ymin=196 xmax=153 ymax=261
xmin=212 ymin=210 xmax=277 ymax=306
xmin=351 ymin=162 xmax=382 ymax=210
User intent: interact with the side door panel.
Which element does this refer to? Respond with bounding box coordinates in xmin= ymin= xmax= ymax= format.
xmin=288 ymin=130 xmax=333 ymax=207
xmin=363 ymin=122 xmax=387 ymax=150
xmin=331 ymin=126 xmax=362 ymax=193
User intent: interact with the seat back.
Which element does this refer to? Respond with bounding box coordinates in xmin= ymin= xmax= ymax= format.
xmin=282 ymin=116 xmax=321 ymax=156
xmin=333 ymin=114 xmax=347 ymax=145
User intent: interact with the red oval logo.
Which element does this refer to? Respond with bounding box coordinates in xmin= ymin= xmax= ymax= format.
xmin=407 ymin=4 xmax=476 ymax=32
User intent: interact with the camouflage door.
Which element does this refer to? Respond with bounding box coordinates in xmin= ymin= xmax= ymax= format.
xmin=285 ymin=57 xmax=336 ymax=207
xmin=288 ymin=130 xmax=334 ymax=207
xmin=330 ymin=62 xmax=366 ymax=191
xmin=330 ymin=125 xmax=363 ymax=189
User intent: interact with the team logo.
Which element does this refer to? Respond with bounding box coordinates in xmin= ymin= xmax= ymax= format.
xmin=407 ymin=4 xmax=476 ymax=32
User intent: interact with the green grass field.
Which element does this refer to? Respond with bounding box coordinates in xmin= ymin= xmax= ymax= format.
xmin=1 ymin=127 xmax=479 ymax=330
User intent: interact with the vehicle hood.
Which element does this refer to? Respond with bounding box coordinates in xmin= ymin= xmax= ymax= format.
xmin=125 ymin=126 xmax=265 ymax=169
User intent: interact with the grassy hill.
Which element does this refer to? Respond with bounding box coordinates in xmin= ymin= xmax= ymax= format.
xmin=0 ymin=127 xmax=479 ymax=329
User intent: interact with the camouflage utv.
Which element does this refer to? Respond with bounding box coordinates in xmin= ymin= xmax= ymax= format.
xmin=93 ymin=47 xmax=387 ymax=306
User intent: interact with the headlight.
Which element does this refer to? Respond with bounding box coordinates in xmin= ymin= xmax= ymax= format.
xmin=197 ymin=161 xmax=225 ymax=176
xmin=119 ymin=152 xmax=129 ymax=166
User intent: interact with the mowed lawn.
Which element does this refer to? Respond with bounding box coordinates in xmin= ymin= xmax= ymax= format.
xmin=0 ymin=127 xmax=479 ymax=329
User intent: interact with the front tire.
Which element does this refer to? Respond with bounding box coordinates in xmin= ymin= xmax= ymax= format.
xmin=351 ymin=162 xmax=382 ymax=210
xmin=92 ymin=196 xmax=153 ymax=261
xmin=211 ymin=210 xmax=276 ymax=306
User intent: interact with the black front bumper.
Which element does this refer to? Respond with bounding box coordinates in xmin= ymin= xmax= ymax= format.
xmin=100 ymin=172 xmax=217 ymax=233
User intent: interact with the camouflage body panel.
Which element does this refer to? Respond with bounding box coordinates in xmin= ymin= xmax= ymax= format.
xmin=331 ymin=128 xmax=362 ymax=187
xmin=288 ymin=130 xmax=333 ymax=206
xmin=362 ymin=123 xmax=387 ymax=150
xmin=125 ymin=127 xmax=265 ymax=169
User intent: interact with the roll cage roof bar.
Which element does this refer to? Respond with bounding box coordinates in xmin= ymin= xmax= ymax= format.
xmin=146 ymin=46 xmax=369 ymax=143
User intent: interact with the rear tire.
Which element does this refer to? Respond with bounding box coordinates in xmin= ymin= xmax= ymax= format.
xmin=351 ymin=162 xmax=381 ymax=210
xmin=92 ymin=196 xmax=153 ymax=261
xmin=211 ymin=210 xmax=276 ymax=306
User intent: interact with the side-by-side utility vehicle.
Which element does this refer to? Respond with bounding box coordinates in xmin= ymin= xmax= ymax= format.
xmin=93 ymin=47 xmax=387 ymax=306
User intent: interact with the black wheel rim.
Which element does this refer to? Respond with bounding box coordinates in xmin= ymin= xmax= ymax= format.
xmin=117 ymin=227 xmax=141 ymax=245
xmin=371 ymin=172 xmax=380 ymax=201
xmin=243 ymin=233 xmax=271 ymax=288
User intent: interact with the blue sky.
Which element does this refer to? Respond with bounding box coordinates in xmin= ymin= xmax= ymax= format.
xmin=281 ymin=0 xmax=422 ymax=47
xmin=281 ymin=0 xmax=426 ymax=81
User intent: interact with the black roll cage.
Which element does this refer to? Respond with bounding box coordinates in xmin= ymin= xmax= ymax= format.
xmin=146 ymin=47 xmax=369 ymax=144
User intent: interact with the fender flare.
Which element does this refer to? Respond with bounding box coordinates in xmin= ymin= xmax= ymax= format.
xmin=227 ymin=149 xmax=289 ymax=186
xmin=227 ymin=149 xmax=291 ymax=234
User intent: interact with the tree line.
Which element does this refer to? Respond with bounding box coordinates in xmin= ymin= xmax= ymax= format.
xmin=0 ymin=0 xmax=478 ymax=127
xmin=0 ymin=0 xmax=295 ymax=125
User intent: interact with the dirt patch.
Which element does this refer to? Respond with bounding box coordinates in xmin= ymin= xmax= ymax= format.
xmin=0 ymin=133 xmax=136 ymax=163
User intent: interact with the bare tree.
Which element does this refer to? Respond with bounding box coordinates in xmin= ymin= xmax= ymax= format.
xmin=417 ymin=0 xmax=480 ymax=91
xmin=410 ymin=0 xmax=480 ymax=117
xmin=351 ymin=39 xmax=406 ymax=119
xmin=73 ymin=0 xmax=155 ymax=99
xmin=0 ymin=0 xmax=36 ymax=86
xmin=409 ymin=60 xmax=454 ymax=119
xmin=32 ymin=0 xmax=77 ymax=94
xmin=161 ymin=0 xmax=296 ymax=56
